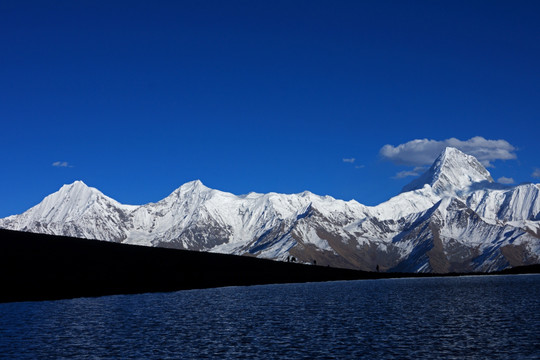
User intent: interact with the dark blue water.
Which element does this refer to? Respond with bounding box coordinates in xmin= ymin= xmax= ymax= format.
xmin=1 ymin=275 xmax=539 ymax=359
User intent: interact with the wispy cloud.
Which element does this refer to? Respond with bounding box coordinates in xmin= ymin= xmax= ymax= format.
xmin=380 ymin=136 xmax=517 ymax=168
xmin=52 ymin=161 xmax=72 ymax=168
xmin=532 ymin=168 xmax=540 ymax=178
xmin=393 ymin=166 xmax=427 ymax=179
xmin=343 ymin=157 xmax=365 ymax=169
xmin=497 ymin=176 xmax=515 ymax=184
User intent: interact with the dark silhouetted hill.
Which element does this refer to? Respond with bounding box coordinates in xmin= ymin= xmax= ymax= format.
xmin=0 ymin=229 xmax=537 ymax=303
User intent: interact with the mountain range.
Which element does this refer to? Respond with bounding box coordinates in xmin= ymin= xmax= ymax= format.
xmin=1 ymin=147 xmax=539 ymax=273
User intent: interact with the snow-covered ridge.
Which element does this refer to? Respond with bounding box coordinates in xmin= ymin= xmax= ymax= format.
xmin=1 ymin=178 xmax=369 ymax=248
xmin=1 ymin=147 xmax=539 ymax=273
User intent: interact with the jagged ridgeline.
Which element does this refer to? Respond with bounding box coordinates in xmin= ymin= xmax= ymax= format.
xmin=1 ymin=148 xmax=539 ymax=273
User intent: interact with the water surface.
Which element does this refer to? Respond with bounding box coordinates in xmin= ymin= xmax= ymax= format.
xmin=1 ymin=275 xmax=538 ymax=359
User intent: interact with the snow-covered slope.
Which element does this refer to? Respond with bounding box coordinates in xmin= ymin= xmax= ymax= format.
xmin=392 ymin=197 xmax=540 ymax=272
xmin=1 ymin=148 xmax=539 ymax=273
xmin=123 ymin=180 xmax=369 ymax=254
xmin=466 ymin=183 xmax=540 ymax=226
xmin=0 ymin=181 xmax=136 ymax=240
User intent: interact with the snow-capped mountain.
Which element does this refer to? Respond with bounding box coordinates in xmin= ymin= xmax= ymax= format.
xmin=402 ymin=147 xmax=494 ymax=195
xmin=1 ymin=147 xmax=539 ymax=273
xmin=0 ymin=181 xmax=136 ymax=241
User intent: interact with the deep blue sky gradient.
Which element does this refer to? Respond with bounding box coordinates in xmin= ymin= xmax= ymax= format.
xmin=1 ymin=1 xmax=539 ymax=217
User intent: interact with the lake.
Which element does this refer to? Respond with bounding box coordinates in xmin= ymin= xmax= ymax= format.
xmin=1 ymin=274 xmax=538 ymax=359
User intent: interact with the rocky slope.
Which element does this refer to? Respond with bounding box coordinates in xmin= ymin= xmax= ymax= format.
xmin=1 ymin=147 xmax=539 ymax=272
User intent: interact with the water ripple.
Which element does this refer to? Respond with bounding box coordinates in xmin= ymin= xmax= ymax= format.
xmin=1 ymin=275 xmax=539 ymax=359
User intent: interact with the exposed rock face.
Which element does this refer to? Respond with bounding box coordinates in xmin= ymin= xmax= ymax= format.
xmin=1 ymin=148 xmax=539 ymax=273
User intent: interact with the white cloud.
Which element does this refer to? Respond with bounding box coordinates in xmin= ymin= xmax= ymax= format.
xmin=52 ymin=161 xmax=71 ymax=168
xmin=532 ymin=168 xmax=540 ymax=178
xmin=393 ymin=166 xmax=427 ymax=179
xmin=380 ymin=136 xmax=517 ymax=167
xmin=343 ymin=158 xmax=356 ymax=163
xmin=497 ymin=176 xmax=515 ymax=184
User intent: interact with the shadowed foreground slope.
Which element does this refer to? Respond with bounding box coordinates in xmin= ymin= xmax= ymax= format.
xmin=1 ymin=229 xmax=538 ymax=303
xmin=0 ymin=229 xmax=387 ymax=303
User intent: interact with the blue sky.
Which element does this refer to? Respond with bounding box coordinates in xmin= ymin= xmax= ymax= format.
xmin=1 ymin=0 xmax=539 ymax=217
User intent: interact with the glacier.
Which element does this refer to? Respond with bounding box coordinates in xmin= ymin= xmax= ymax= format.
xmin=1 ymin=147 xmax=539 ymax=273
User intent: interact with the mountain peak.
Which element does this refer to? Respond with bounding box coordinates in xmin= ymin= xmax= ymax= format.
xmin=168 ymin=180 xmax=211 ymax=197
xmin=402 ymin=147 xmax=493 ymax=195
xmin=62 ymin=180 xmax=89 ymax=190
xmin=182 ymin=179 xmax=207 ymax=189
xmin=58 ymin=180 xmax=100 ymax=196
xmin=58 ymin=180 xmax=109 ymax=200
xmin=439 ymin=146 xmax=462 ymax=157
